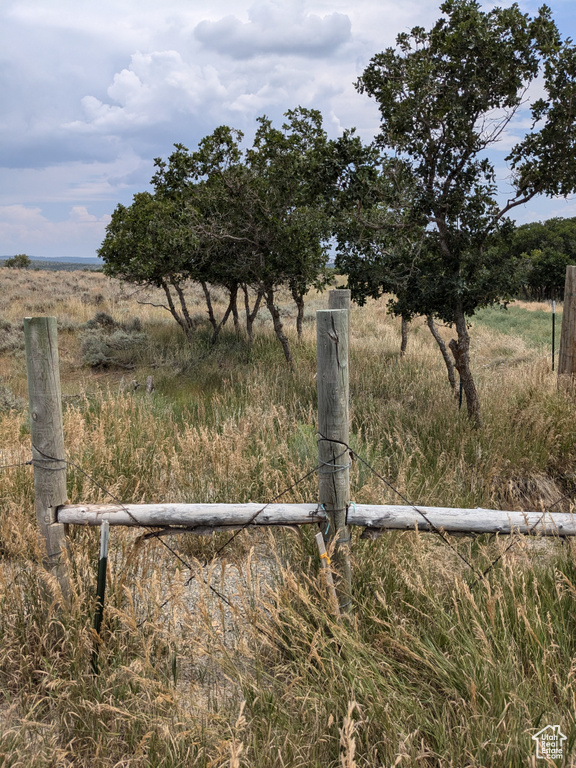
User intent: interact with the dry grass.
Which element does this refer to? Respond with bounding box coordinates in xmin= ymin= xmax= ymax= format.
xmin=1 ymin=268 xmax=576 ymax=766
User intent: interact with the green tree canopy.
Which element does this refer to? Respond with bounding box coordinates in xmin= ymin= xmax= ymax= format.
xmin=101 ymin=108 xmax=343 ymax=363
xmin=511 ymin=217 xmax=576 ymax=301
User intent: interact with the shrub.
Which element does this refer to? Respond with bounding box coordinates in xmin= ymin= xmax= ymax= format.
xmin=83 ymin=311 xmax=116 ymax=329
xmin=80 ymin=313 xmax=146 ymax=368
xmin=80 ymin=327 xmax=147 ymax=368
xmin=4 ymin=254 xmax=31 ymax=269
xmin=0 ymin=381 xmax=24 ymax=412
xmin=0 ymin=319 xmax=24 ymax=353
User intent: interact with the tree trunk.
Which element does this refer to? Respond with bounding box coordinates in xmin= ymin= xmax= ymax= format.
xmin=449 ymin=304 xmax=481 ymax=426
xmin=265 ymin=288 xmax=293 ymax=367
xmin=209 ymin=290 xmax=236 ymax=345
xmin=200 ymin=281 xmax=218 ymax=334
xmin=291 ymin=286 xmax=305 ymax=339
xmin=200 ymin=281 xmax=238 ymax=345
xmin=229 ymin=284 xmax=240 ymax=337
xmin=426 ymin=315 xmax=457 ymax=395
xmin=242 ymin=284 xmax=264 ymax=344
xmin=161 ymin=280 xmax=192 ymax=339
xmin=172 ymin=280 xmax=195 ymax=335
xmin=400 ymin=316 xmax=409 ymax=356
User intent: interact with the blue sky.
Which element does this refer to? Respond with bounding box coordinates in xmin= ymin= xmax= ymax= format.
xmin=1 ymin=0 xmax=576 ymax=259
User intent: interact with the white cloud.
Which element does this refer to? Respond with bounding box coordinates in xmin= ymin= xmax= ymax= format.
xmin=69 ymin=206 xmax=100 ymax=222
xmin=194 ymin=3 xmax=351 ymax=58
xmin=67 ymin=51 xmax=228 ymax=133
xmin=0 ymin=204 xmax=110 ymax=257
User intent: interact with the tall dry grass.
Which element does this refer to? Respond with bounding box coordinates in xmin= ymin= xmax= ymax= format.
xmin=1 ymin=268 xmax=576 ymax=766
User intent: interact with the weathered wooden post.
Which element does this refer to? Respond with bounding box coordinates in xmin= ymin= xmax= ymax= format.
xmin=24 ymin=316 xmax=69 ymax=597
xmin=328 ymin=289 xmax=351 ymax=337
xmin=317 ymin=308 xmax=352 ymax=613
xmin=328 ymin=288 xmax=351 ymax=311
xmin=558 ymin=266 xmax=576 ymax=387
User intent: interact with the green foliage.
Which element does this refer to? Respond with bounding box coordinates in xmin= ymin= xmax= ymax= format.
xmin=510 ymin=217 xmax=576 ymax=300
xmin=99 ymin=192 xmax=199 ymax=288
xmin=341 ymin=0 xmax=570 ymax=321
xmin=4 ymin=254 xmax=31 ymax=269
xmin=151 ymin=109 xmax=339 ymax=298
xmin=100 ymin=108 xmax=345 ymax=360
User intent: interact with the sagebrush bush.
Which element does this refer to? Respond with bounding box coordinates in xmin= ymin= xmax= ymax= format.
xmin=80 ymin=327 xmax=147 ymax=368
xmin=0 ymin=318 xmax=24 ymax=353
xmin=0 ymin=380 xmax=24 ymax=412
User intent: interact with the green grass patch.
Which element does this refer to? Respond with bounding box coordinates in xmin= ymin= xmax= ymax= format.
xmin=473 ymin=304 xmax=560 ymax=348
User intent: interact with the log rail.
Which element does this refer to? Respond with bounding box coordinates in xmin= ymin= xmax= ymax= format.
xmin=57 ymin=502 xmax=576 ymax=536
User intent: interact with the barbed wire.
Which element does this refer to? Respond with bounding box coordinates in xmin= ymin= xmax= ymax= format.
xmin=318 ymin=433 xmax=486 ymax=581
xmin=29 ymin=443 xmax=334 ymax=629
xmin=30 ymin=443 xmax=236 ymax=612
xmin=0 ymin=460 xmax=33 ymax=470
xmin=317 ymin=433 xmax=576 ymax=586
xmin=154 ymin=460 xmax=328 ymax=619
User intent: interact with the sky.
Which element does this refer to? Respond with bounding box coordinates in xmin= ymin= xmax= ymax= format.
xmin=1 ymin=0 xmax=576 ymax=260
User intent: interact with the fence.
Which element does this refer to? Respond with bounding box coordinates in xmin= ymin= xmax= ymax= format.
xmin=23 ymin=283 xmax=576 ymax=614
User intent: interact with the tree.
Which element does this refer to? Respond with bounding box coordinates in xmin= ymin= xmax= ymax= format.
xmin=246 ymin=109 xmax=337 ymax=342
xmin=98 ymin=192 xmax=211 ymax=340
xmin=100 ymin=110 xmax=340 ymax=361
xmin=5 ymin=254 xmax=31 ymax=269
xmin=100 ymin=133 xmax=253 ymax=345
xmin=151 ymin=108 xmax=337 ymax=364
xmin=338 ymin=0 xmax=576 ymax=425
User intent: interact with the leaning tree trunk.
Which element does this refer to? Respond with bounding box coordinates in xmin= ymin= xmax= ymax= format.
xmin=449 ymin=303 xmax=481 ymax=427
xmin=242 ymin=285 xmax=264 ymax=344
xmin=426 ymin=315 xmax=457 ymax=395
xmin=265 ymin=288 xmax=293 ymax=367
xmin=200 ymin=281 xmax=237 ymax=345
xmin=230 ymin=284 xmax=240 ymax=337
xmin=160 ymin=280 xmax=193 ymax=340
xmin=290 ymin=286 xmax=305 ymax=340
xmin=200 ymin=281 xmax=219 ymax=336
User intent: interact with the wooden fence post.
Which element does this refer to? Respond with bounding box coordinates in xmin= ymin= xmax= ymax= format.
xmin=328 ymin=289 xmax=351 ymax=337
xmin=24 ymin=317 xmax=69 ymax=597
xmin=328 ymin=288 xmax=351 ymax=311
xmin=558 ymin=266 xmax=576 ymax=386
xmin=317 ymin=308 xmax=352 ymax=613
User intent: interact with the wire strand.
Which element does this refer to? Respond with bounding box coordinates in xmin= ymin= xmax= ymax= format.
xmin=30 ymin=444 xmax=234 ymax=611
xmin=318 ymin=433 xmax=486 ymax=581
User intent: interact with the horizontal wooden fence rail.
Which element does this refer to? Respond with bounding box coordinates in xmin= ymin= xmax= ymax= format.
xmin=57 ymin=502 xmax=576 ymax=536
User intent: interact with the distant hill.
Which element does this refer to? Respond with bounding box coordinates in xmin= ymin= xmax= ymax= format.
xmin=0 ymin=255 xmax=103 ymax=271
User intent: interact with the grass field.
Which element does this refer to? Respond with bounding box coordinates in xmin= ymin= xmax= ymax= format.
xmin=474 ymin=302 xmax=560 ymax=350
xmin=1 ymin=268 xmax=576 ymax=767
